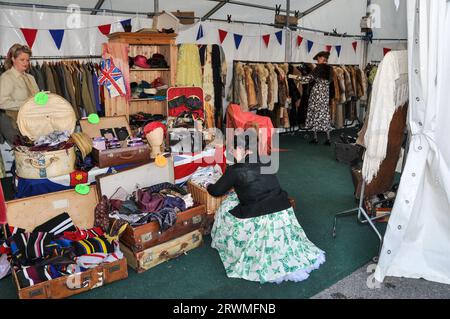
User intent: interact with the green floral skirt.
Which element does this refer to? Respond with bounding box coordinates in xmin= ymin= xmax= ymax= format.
xmin=211 ymin=192 xmax=325 ymax=284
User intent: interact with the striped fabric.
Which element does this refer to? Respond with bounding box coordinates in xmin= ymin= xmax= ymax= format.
xmin=63 ymin=227 xmax=105 ymax=241
xmin=71 ymin=236 xmax=114 ymax=256
xmin=9 ymin=231 xmax=54 ymax=266
xmin=34 ymin=213 xmax=76 ymax=235
xmin=75 ymin=241 xmax=123 ymax=269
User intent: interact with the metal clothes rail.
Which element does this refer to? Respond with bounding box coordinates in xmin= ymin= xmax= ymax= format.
xmin=0 ymin=55 xmax=102 ymax=60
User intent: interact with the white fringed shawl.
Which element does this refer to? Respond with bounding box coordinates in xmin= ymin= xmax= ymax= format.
xmin=362 ymin=51 xmax=409 ymax=184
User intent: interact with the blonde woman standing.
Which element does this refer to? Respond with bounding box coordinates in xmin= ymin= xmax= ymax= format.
xmin=0 ymin=44 xmax=39 ymax=145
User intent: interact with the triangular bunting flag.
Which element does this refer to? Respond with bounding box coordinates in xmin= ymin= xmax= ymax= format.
xmin=49 ymin=29 xmax=65 ymax=50
xmin=196 ymin=24 xmax=204 ymax=41
xmin=326 ymin=45 xmax=332 ymax=52
xmin=234 ymin=34 xmax=243 ymax=50
xmin=218 ymin=29 xmax=228 ymax=44
xmin=120 ymin=19 xmax=132 ymax=32
xmin=275 ymin=31 xmax=283 ymax=45
xmin=352 ymin=41 xmax=358 ymax=52
xmin=262 ymin=34 xmax=270 ymax=48
xmin=307 ymin=40 xmax=314 ymax=53
xmin=383 ymin=48 xmax=392 ymax=56
xmin=297 ymin=35 xmax=303 ymax=47
xmin=98 ymin=24 xmax=111 ymax=36
xmin=335 ymin=45 xmax=342 ymax=58
xmin=20 ymin=28 xmax=38 ymax=48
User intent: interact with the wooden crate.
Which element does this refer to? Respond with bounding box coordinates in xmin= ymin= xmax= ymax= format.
xmin=187 ymin=180 xmax=227 ymax=215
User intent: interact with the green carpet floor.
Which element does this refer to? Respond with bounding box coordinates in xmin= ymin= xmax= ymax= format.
xmin=0 ymin=130 xmax=387 ymax=299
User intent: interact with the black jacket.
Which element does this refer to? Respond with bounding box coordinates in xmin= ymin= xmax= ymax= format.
xmin=207 ymin=157 xmax=291 ymax=219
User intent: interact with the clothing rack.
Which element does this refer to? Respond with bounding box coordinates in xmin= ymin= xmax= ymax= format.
xmin=0 ymin=55 xmax=101 ymax=60
xmin=232 ymin=60 xmax=365 ymax=135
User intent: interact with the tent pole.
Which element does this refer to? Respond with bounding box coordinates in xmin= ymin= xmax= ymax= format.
xmin=285 ymin=0 xmax=291 ymax=63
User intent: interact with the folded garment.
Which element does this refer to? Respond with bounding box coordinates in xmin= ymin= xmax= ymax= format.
xmin=34 ymin=130 xmax=70 ymax=147
xmin=137 ymin=190 xmax=164 ymax=213
xmin=110 ymin=210 xmax=148 ymax=225
xmin=163 ymin=195 xmax=186 ymax=212
xmin=9 ymin=231 xmax=55 ymax=266
xmin=63 ymin=227 xmax=105 ymax=241
xmin=0 ymin=254 xmax=10 ymax=280
xmin=71 ymin=236 xmax=114 ymax=256
xmin=189 ymin=165 xmax=223 ymax=188
xmin=75 ymin=241 xmax=123 ymax=270
xmin=34 ymin=212 xmax=76 ymax=236
xmin=145 ymin=182 xmax=187 ymax=196
xmin=133 ymin=207 xmax=177 ymax=230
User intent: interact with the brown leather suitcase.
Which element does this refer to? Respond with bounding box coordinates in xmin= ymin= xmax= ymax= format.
xmin=5 ymin=186 xmax=128 ymax=299
xmin=80 ymin=116 xmax=151 ymax=168
xmin=121 ymin=230 xmax=203 ymax=273
xmin=96 ymin=156 xmax=207 ymax=253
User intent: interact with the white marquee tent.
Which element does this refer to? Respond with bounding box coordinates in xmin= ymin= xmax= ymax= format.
xmin=2 ymin=0 xmax=448 ymax=286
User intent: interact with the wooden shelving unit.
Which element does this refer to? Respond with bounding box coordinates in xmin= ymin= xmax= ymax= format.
xmin=104 ymin=32 xmax=177 ymax=119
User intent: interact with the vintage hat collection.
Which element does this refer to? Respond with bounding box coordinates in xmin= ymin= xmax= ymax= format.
xmin=130 ymin=53 xmax=169 ymax=69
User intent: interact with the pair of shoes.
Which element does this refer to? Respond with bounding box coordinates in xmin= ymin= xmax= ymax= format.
xmin=324 ymin=140 xmax=331 ymax=146
xmin=309 ymin=139 xmax=319 ymax=145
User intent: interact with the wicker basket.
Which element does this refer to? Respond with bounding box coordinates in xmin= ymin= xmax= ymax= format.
xmin=187 ymin=180 xmax=226 ymax=215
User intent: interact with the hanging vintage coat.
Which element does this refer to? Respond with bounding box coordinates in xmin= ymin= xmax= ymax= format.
xmin=244 ymin=65 xmax=257 ymax=109
xmin=176 ymin=44 xmax=202 ymax=87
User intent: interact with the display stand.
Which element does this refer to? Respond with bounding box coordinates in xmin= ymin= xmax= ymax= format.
xmin=105 ymin=32 xmax=177 ymax=119
xmin=332 ymin=103 xmax=408 ymax=260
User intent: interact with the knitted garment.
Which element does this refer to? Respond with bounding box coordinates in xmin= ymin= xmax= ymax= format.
xmin=33 ymin=213 xmax=76 ymax=236
xmin=71 ymin=236 xmax=114 ymax=255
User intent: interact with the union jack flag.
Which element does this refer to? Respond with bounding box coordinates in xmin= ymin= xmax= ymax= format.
xmin=98 ymin=59 xmax=125 ymax=96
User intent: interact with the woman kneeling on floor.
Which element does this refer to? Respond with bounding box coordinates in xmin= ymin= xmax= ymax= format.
xmin=207 ymin=130 xmax=325 ymax=283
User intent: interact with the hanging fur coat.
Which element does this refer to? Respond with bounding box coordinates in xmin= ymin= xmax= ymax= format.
xmin=234 ymin=63 xmax=248 ymax=112
xmin=256 ymin=64 xmax=269 ymax=110
xmin=202 ymin=45 xmax=215 ymax=112
xmin=266 ymin=63 xmax=278 ymax=110
xmin=244 ymin=65 xmax=258 ymax=109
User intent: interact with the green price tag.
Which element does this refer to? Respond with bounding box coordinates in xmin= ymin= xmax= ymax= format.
xmin=75 ymin=184 xmax=90 ymax=195
xmin=88 ymin=113 xmax=100 ymax=124
xmin=34 ymin=92 xmax=49 ymax=105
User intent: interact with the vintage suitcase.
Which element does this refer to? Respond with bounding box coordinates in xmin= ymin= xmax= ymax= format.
xmin=5 ymin=186 xmax=128 ymax=299
xmin=121 ymin=230 xmax=203 ymax=273
xmin=96 ymin=156 xmax=207 ymax=253
xmin=15 ymin=93 xmax=77 ymax=179
xmin=80 ymin=116 xmax=151 ymax=168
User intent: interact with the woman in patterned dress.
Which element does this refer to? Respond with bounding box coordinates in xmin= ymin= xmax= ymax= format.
xmin=207 ymin=131 xmax=325 ymax=283
xmin=291 ymin=51 xmax=333 ymax=145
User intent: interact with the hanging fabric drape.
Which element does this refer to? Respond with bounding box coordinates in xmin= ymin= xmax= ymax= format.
xmin=375 ymin=0 xmax=450 ymax=285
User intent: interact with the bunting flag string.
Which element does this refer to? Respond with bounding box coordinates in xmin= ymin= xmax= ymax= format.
xmin=20 ymin=28 xmax=38 ymax=48
xmin=352 ymin=41 xmax=358 ymax=52
xmin=297 ymin=35 xmax=303 ymax=47
xmin=383 ymin=47 xmax=392 ymax=56
xmin=218 ymin=29 xmax=228 ymax=44
xmin=196 ymin=24 xmax=204 ymax=41
xmin=262 ymin=34 xmax=270 ymax=48
xmin=335 ymin=45 xmax=342 ymax=58
xmin=325 ymin=45 xmax=332 ymax=52
xmin=275 ymin=31 xmax=283 ymax=45
xmin=234 ymin=33 xmax=243 ymax=50
xmin=120 ymin=19 xmax=132 ymax=32
xmin=98 ymin=24 xmax=111 ymax=36
xmin=307 ymin=40 xmax=314 ymax=53
xmin=49 ymin=29 xmax=65 ymax=50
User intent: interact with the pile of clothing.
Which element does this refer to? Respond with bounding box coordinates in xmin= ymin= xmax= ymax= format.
xmin=130 ymin=78 xmax=168 ymax=100
xmin=108 ymin=182 xmax=194 ymax=230
xmin=0 ymin=212 xmax=124 ymax=288
xmin=189 ymin=166 xmax=223 ymax=188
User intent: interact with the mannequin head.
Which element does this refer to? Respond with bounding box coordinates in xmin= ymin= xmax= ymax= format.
xmin=146 ymin=127 xmax=164 ymax=158
xmin=143 ymin=121 xmax=167 ymax=159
